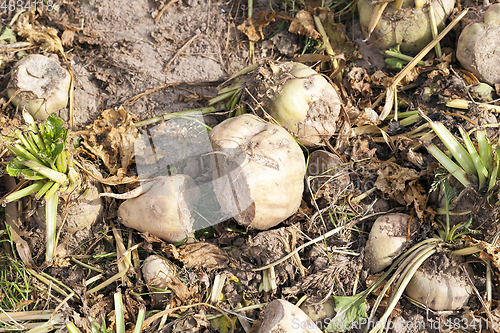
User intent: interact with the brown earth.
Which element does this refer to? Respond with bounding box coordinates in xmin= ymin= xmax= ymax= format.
xmin=1 ymin=0 xmax=500 ymax=332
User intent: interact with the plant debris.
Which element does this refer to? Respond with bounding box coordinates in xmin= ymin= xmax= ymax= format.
xmin=1 ymin=1 xmax=500 ymax=332
xmin=237 ymin=12 xmax=291 ymax=42
xmin=79 ymin=106 xmax=139 ymax=176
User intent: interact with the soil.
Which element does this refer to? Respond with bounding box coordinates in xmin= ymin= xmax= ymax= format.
xmin=65 ymin=0 xmax=242 ymax=126
xmin=1 ymin=0 xmax=500 ymax=332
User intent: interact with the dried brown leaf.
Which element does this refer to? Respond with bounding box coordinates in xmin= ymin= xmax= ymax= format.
xmin=402 ymin=67 xmax=422 ymax=84
xmin=141 ymin=249 xmax=198 ymax=304
xmin=350 ymin=137 xmax=377 ymax=161
xmin=80 ymin=172 xmax=138 ymax=186
xmin=464 ymin=236 xmax=500 ymax=274
xmin=293 ymin=53 xmax=331 ymax=63
xmin=283 ymin=256 xmax=352 ymax=296
xmin=317 ymin=9 xmax=357 ymax=58
xmin=308 ymin=150 xmax=351 ymax=203
xmin=237 ymin=19 xmax=260 ymax=42
xmin=70 ymin=313 xmax=92 ymax=333
xmin=345 ymin=99 xmax=361 ymax=121
xmin=371 ymin=70 xmax=393 ymax=88
xmin=164 ymin=274 xmax=194 ymax=303
xmin=345 ymin=67 xmax=372 ymax=98
xmin=77 ymin=34 xmax=101 ymax=46
xmin=428 ymin=54 xmax=452 ymax=79
xmin=242 ymin=227 xmax=301 ymax=286
xmin=458 ymin=69 xmax=480 ymax=85
xmin=178 ymin=92 xmax=204 ymax=103
xmin=80 ymin=106 xmax=139 ymax=175
xmin=437 ymin=53 xmax=452 ymax=67
xmin=89 ymin=295 xmax=113 ymax=321
xmin=61 ymin=29 xmax=76 ymax=47
xmin=334 ymin=116 xmax=352 ymax=152
xmin=288 ymin=10 xmax=320 ymax=39
xmin=4 ymin=205 xmax=36 ymax=268
xmin=163 ymin=242 xmax=229 ymax=272
xmin=406 ymin=148 xmax=425 ymax=168
xmin=52 ymin=243 xmax=71 ymax=268
xmin=375 ymin=164 xmax=427 ymax=220
xmin=237 ymin=12 xmax=291 ymax=42
xmin=428 ymin=70 xmax=448 ymax=80
xmin=14 ymin=12 xmax=63 ymax=53
xmin=170 ymin=309 xmax=210 ymax=332
xmin=351 ymin=108 xmax=379 ymax=126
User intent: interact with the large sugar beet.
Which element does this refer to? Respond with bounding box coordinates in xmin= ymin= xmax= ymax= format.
xmin=118 ymin=175 xmax=201 ymax=243
xmin=210 ymin=114 xmax=306 ymax=230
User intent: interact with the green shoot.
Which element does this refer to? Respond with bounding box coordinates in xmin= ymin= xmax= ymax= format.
xmin=4 ymin=181 xmax=45 ymax=203
xmin=301 ymin=37 xmax=322 ymax=55
xmin=3 ymin=111 xmax=80 ymax=262
xmin=429 ymin=121 xmax=476 ymax=175
xmin=21 ymin=160 xmax=68 ymax=185
xmin=424 ymin=141 xmax=471 ymax=187
xmin=435 ymin=179 xmax=456 ymax=241
xmin=114 ymin=292 xmax=126 ymax=333
xmin=459 ymin=127 xmax=488 ymax=189
xmin=434 ymin=179 xmax=479 ymax=242
xmin=384 ymin=45 xmax=425 ymax=69
xmin=476 ymin=128 xmax=493 ymax=171
xmin=446 ymin=98 xmax=500 ymax=112
xmin=45 ymin=194 xmax=58 ymax=262
xmin=424 ymin=116 xmax=500 ymax=194
xmin=369 ymin=244 xmax=437 ymax=333
xmin=448 ymin=215 xmax=480 ymax=240
xmin=327 ymin=238 xmax=441 ymax=332
xmin=8 ymin=143 xmax=44 ymax=165
xmin=35 ymin=180 xmax=55 ymax=200
xmin=66 ymin=322 xmax=82 ymax=333
xmin=489 ymin=147 xmax=500 ymax=193
xmin=134 ymin=306 xmax=146 ymax=333
xmin=15 ymin=129 xmax=39 ymax=157
xmin=89 ymin=315 xmax=112 ymax=333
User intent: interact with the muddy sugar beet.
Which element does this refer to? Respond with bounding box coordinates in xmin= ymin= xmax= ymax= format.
xmin=142 ymin=255 xmax=177 ymax=306
xmin=457 ymin=3 xmax=500 ymax=85
xmin=118 ymin=175 xmax=201 ymax=243
xmin=210 ymin=114 xmax=306 ymax=230
xmin=266 ymin=62 xmax=341 ymax=147
xmin=364 ymin=213 xmax=473 ymax=311
xmin=228 ymin=61 xmax=342 ymax=147
xmin=364 ymin=213 xmax=410 ymax=273
xmin=7 ymin=54 xmax=71 ymax=120
xmin=218 ymin=61 xmax=341 ymax=146
xmin=257 ymin=299 xmax=322 ymax=333
xmin=358 ymin=0 xmax=455 ymax=52
xmin=405 ymin=251 xmax=473 ymax=310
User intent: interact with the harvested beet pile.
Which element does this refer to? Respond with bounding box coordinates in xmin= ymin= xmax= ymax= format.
xmin=0 ymin=0 xmax=500 ymax=332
